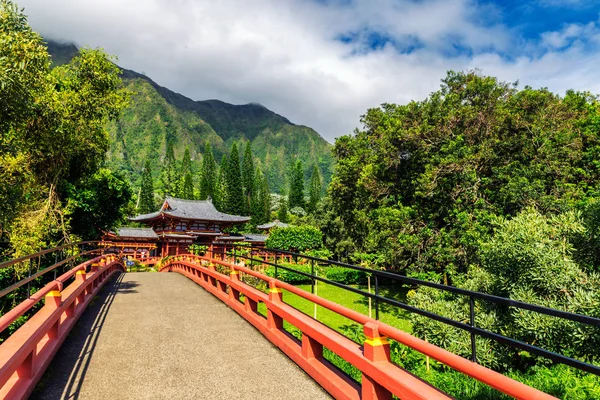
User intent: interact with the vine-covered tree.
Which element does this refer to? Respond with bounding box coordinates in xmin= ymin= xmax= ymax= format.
xmin=224 ymin=142 xmax=245 ymax=215
xmin=308 ymin=165 xmax=322 ymax=212
xmin=288 ymin=159 xmax=305 ymax=209
xmin=199 ymin=142 xmax=216 ymax=201
xmin=242 ymin=141 xmax=254 ymax=214
xmin=138 ymin=160 xmax=155 ymax=213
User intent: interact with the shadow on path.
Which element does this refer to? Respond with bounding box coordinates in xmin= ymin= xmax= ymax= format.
xmin=31 ymin=274 xmax=139 ymax=400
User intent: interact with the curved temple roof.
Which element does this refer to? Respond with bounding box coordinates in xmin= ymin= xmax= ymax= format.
xmin=130 ymin=197 xmax=250 ymax=224
xmin=256 ymin=220 xmax=289 ymax=230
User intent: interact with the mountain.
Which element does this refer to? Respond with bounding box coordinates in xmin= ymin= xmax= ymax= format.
xmin=46 ymin=40 xmax=334 ymax=194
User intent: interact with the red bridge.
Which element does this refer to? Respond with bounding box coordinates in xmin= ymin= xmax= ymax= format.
xmin=0 ymin=244 xmax=596 ymax=399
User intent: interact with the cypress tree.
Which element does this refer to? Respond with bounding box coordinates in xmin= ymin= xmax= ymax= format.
xmin=139 ymin=160 xmax=155 ymax=213
xmin=278 ymin=195 xmax=290 ymax=223
xmin=288 ymin=159 xmax=305 ymax=209
xmin=308 ymin=165 xmax=322 ymax=212
xmin=199 ymin=142 xmax=216 ymax=200
xmin=242 ymin=141 xmax=254 ymax=213
xmin=261 ymin=173 xmax=271 ymax=224
xmin=213 ymin=154 xmax=228 ymax=210
xmin=225 ymin=142 xmax=245 ymax=215
xmin=160 ymin=141 xmax=178 ymax=197
xmin=179 ymin=147 xmax=194 ymax=199
xmin=251 ymin=167 xmax=269 ymax=225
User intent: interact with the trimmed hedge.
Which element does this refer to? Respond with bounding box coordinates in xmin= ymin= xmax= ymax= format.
xmin=264 ymin=262 xmax=313 ymax=284
xmin=323 ymin=266 xmax=369 ymax=285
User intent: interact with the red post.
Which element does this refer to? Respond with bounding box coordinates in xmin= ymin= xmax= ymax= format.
xmin=45 ymin=290 xmax=62 ymax=340
xmin=302 ymin=334 xmax=323 ymax=360
xmin=362 ymin=322 xmax=392 ymax=400
xmin=229 ymin=270 xmax=240 ymax=302
xmin=267 ymin=280 xmax=283 ymax=330
xmin=76 ymin=270 xmax=87 ymax=306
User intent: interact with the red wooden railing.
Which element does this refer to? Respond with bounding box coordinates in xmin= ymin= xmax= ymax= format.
xmin=160 ymin=254 xmax=557 ymax=400
xmin=0 ymin=255 xmax=124 ymax=400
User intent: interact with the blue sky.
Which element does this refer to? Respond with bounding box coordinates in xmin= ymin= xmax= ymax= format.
xmin=19 ymin=0 xmax=600 ymax=141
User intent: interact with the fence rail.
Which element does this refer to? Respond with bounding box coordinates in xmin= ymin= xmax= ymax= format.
xmin=220 ymin=244 xmax=600 ymax=377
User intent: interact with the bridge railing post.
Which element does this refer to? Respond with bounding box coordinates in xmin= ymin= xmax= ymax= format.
xmin=362 ymin=322 xmax=392 ymax=400
xmin=267 ymin=280 xmax=283 ymax=330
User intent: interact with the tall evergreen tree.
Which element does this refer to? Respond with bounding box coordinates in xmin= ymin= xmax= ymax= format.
xmin=178 ymin=146 xmax=194 ymax=199
xmin=261 ymin=173 xmax=271 ymax=224
xmin=242 ymin=141 xmax=254 ymax=213
xmin=308 ymin=165 xmax=322 ymax=212
xmin=213 ymin=154 xmax=228 ymax=211
xmin=278 ymin=195 xmax=290 ymax=223
xmin=160 ymin=141 xmax=178 ymax=197
xmin=288 ymin=159 xmax=305 ymax=209
xmin=199 ymin=142 xmax=216 ymax=201
xmin=225 ymin=142 xmax=245 ymax=215
xmin=139 ymin=160 xmax=155 ymax=213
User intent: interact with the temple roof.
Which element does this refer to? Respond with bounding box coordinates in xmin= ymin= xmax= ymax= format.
xmin=113 ymin=227 xmax=158 ymax=239
xmin=256 ymin=220 xmax=289 ymax=230
xmin=130 ymin=197 xmax=250 ymax=223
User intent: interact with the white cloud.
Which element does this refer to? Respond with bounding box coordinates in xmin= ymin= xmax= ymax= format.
xmin=17 ymin=0 xmax=600 ymax=142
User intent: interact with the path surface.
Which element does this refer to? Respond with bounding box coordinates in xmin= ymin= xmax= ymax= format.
xmin=33 ymin=272 xmax=330 ymax=400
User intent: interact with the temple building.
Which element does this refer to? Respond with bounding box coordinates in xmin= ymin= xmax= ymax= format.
xmin=102 ymin=197 xmax=250 ymax=257
xmin=256 ymin=220 xmax=289 ymax=232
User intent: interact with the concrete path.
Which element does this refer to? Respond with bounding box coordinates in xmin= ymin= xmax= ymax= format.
xmin=32 ymin=272 xmax=330 ymax=400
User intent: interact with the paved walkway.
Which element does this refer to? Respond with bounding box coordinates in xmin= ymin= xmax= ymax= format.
xmin=33 ymin=272 xmax=330 ymax=400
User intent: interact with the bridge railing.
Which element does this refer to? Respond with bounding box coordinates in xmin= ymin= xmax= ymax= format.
xmin=223 ymin=243 xmax=600 ymax=378
xmin=160 ymin=254 xmax=557 ymax=400
xmin=0 ymin=253 xmax=124 ymax=400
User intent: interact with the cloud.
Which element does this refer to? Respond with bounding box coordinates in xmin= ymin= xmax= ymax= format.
xmin=17 ymin=0 xmax=600 ymax=142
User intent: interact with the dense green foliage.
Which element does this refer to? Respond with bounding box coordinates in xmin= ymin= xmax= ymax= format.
xmin=308 ymin=165 xmax=322 ymax=212
xmin=264 ymin=263 xmax=313 ymax=284
xmin=199 ymin=142 xmax=217 ymax=201
xmin=327 ymin=71 xmax=600 ymax=277
xmin=0 ymin=1 xmax=130 ymax=260
xmin=265 ymin=226 xmax=323 ymax=252
xmin=223 ymin=142 xmax=245 ymax=215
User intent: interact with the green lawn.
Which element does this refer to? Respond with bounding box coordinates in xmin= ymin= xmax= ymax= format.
xmin=257 ymin=281 xmax=412 ymax=335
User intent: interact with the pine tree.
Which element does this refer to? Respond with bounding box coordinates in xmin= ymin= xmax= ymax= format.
xmin=261 ymin=173 xmax=271 ymax=224
xmin=288 ymin=159 xmax=305 ymax=209
xmin=139 ymin=160 xmax=155 ymax=213
xmin=242 ymin=141 xmax=254 ymax=214
xmin=225 ymin=142 xmax=245 ymax=215
xmin=160 ymin=141 xmax=178 ymax=198
xmin=213 ymin=154 xmax=228 ymax=211
xmin=178 ymin=147 xmax=194 ymax=199
xmin=199 ymin=142 xmax=216 ymax=200
xmin=278 ymin=195 xmax=290 ymax=223
xmin=308 ymin=165 xmax=322 ymax=212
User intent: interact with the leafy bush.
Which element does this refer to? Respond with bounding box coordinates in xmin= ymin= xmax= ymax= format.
xmin=265 ymin=225 xmax=323 ymax=252
xmin=290 ymin=206 xmax=307 ymax=216
xmin=188 ymin=244 xmax=208 ymax=255
xmin=323 ymin=266 xmax=369 ymax=285
xmin=264 ymin=262 xmax=313 ymax=284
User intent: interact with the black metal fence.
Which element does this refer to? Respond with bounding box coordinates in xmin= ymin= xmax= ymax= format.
xmin=217 ymin=243 xmax=600 ymax=377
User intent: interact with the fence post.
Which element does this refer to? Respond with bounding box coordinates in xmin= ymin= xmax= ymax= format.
xmin=362 ymin=322 xmax=392 ymax=400
xmin=375 ymin=275 xmax=380 ymax=320
xmin=470 ymin=295 xmax=477 ymax=363
xmin=233 ymin=246 xmax=237 ymax=265
xmin=267 ymin=280 xmax=283 ymax=330
xmin=274 ymin=250 xmax=278 ymax=279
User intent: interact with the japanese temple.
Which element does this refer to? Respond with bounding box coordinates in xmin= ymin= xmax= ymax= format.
xmin=101 ymin=197 xmax=251 ymax=257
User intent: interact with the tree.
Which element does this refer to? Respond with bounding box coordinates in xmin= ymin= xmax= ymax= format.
xmin=160 ymin=141 xmax=178 ymax=198
xmin=261 ymin=173 xmax=272 ymax=224
xmin=199 ymin=142 xmax=216 ymax=201
xmin=213 ymin=154 xmax=228 ymax=211
xmin=251 ymin=167 xmax=270 ymax=225
xmin=278 ymin=196 xmax=290 ymax=223
xmin=0 ymin=1 xmax=128 ymax=259
xmin=308 ymin=165 xmax=322 ymax=212
xmin=265 ymin=226 xmax=323 ymax=252
xmin=224 ymin=142 xmax=245 ymax=215
xmin=242 ymin=141 xmax=254 ymax=213
xmin=138 ymin=160 xmax=155 ymax=213
xmin=178 ymin=147 xmax=194 ymax=199
xmin=289 ymin=159 xmax=305 ymax=209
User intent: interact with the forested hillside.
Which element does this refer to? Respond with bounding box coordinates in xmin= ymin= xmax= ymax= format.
xmin=47 ymin=41 xmax=334 ymax=194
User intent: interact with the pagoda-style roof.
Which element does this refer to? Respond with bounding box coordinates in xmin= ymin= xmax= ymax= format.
xmin=256 ymin=220 xmax=289 ymax=230
xmin=130 ymin=197 xmax=250 ymax=224
xmin=107 ymin=227 xmax=158 ymax=239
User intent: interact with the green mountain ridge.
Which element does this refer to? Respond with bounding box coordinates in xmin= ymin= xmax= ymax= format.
xmin=46 ymin=40 xmax=334 ymax=194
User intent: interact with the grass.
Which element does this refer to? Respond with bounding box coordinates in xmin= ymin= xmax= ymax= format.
xmin=257 ymin=281 xmax=412 ymax=336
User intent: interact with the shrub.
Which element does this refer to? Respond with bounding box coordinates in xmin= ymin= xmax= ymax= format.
xmin=323 ymin=266 xmax=369 ymax=285
xmin=265 ymin=225 xmax=323 ymax=252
